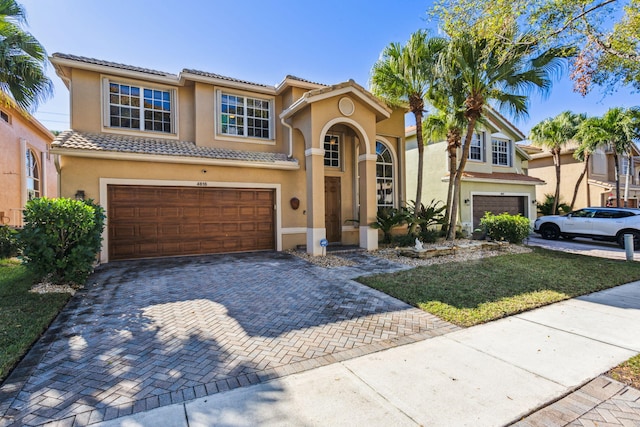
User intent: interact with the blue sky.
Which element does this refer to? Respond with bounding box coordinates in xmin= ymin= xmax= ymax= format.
xmin=18 ymin=0 xmax=639 ymax=136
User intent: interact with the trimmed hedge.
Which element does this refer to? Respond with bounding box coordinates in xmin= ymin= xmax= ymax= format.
xmin=480 ymin=212 xmax=531 ymax=244
xmin=19 ymin=198 xmax=105 ymax=285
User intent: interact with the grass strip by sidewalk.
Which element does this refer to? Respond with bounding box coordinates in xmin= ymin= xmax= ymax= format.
xmin=609 ymin=354 xmax=640 ymax=389
xmin=358 ymin=246 xmax=640 ymax=327
xmin=0 ymin=259 xmax=70 ymax=382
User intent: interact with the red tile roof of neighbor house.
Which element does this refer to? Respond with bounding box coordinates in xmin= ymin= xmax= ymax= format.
xmin=460 ymin=171 xmax=545 ymax=184
xmin=51 ymin=130 xmax=298 ymax=165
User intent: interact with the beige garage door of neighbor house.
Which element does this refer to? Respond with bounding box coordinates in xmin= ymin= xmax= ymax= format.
xmin=472 ymin=195 xmax=526 ymax=228
xmin=108 ymin=185 xmax=275 ymax=261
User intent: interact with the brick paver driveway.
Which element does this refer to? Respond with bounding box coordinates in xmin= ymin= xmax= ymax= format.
xmin=0 ymin=251 xmax=457 ymax=426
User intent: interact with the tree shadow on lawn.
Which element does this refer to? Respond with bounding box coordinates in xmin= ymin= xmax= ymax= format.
xmin=356 ymin=247 xmax=640 ymax=325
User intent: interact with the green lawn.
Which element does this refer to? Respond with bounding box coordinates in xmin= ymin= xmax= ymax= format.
xmin=358 ymin=247 xmax=640 ymax=327
xmin=0 ymin=259 xmax=70 ymax=382
xmin=609 ymin=354 xmax=640 ymax=389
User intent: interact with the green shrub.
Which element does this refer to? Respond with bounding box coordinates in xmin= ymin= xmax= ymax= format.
xmin=19 ymin=198 xmax=105 ymax=285
xmin=370 ymin=207 xmax=408 ymax=243
xmin=0 ymin=225 xmax=20 ymax=259
xmin=537 ymin=194 xmax=571 ymax=216
xmin=406 ymin=199 xmax=446 ymax=237
xmin=479 ymin=212 xmax=531 ymax=244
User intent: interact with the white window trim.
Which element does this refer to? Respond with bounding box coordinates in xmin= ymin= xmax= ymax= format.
xmin=491 ymin=138 xmax=513 ymax=167
xmin=375 ymin=138 xmax=397 ymax=209
xmin=324 ymin=133 xmax=341 ymax=169
xmin=467 ymin=131 xmax=486 ymax=163
xmin=101 ymin=76 xmax=178 ymax=139
xmin=215 ymin=89 xmax=276 ymax=145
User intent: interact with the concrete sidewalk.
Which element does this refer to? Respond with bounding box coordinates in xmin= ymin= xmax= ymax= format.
xmin=93 ymin=281 xmax=640 ymax=427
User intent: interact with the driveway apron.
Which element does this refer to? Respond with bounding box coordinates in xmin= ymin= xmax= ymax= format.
xmin=0 ymin=251 xmax=457 ymax=426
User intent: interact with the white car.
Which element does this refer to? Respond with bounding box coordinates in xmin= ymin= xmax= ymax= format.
xmin=533 ymin=207 xmax=640 ymax=249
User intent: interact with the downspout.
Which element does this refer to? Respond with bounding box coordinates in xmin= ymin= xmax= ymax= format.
xmin=280 ymin=117 xmax=294 ymax=158
xmin=54 ymin=154 xmax=61 ymax=197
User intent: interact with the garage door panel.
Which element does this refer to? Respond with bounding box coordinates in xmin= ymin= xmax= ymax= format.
xmin=472 ymin=195 xmax=526 ymax=228
xmin=108 ymin=185 xmax=275 ymax=260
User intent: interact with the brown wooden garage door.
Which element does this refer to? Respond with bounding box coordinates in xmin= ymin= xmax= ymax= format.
xmin=108 ymin=185 xmax=275 ymax=261
xmin=472 ymin=195 xmax=525 ymax=228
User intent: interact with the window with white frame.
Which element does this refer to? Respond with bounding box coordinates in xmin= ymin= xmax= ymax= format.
xmin=107 ymin=81 xmax=173 ymax=133
xmin=622 ymin=154 xmax=634 ymax=176
xmin=324 ymin=134 xmax=340 ymax=167
xmin=219 ymin=92 xmax=272 ymax=139
xmin=376 ymin=141 xmax=394 ymax=208
xmin=468 ymin=132 xmax=485 ymax=161
xmin=25 ymin=148 xmax=40 ymax=200
xmin=492 ymin=139 xmax=512 ymax=166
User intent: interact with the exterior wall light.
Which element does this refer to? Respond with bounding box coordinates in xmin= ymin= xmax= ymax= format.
xmin=290 ymin=197 xmax=300 ymax=210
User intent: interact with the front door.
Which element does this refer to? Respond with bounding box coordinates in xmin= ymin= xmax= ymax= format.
xmin=324 ymin=176 xmax=342 ymax=243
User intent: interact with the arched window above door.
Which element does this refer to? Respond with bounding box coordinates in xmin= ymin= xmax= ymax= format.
xmin=376 ymin=141 xmax=394 ymax=208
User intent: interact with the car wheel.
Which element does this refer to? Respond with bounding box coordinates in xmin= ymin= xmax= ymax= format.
xmin=617 ymin=231 xmax=640 ymax=250
xmin=540 ymin=224 xmax=560 ymax=240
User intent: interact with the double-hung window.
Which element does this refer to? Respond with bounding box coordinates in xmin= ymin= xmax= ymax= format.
xmin=107 ymin=81 xmax=173 ymax=133
xmin=468 ymin=132 xmax=485 ymax=162
xmin=492 ymin=139 xmax=512 ymax=167
xmin=219 ymin=92 xmax=272 ymax=140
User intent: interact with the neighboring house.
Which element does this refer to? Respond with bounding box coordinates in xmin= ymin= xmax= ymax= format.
xmin=406 ymin=108 xmax=544 ymax=235
xmin=524 ymin=142 xmax=640 ymax=209
xmin=49 ymin=54 xmax=406 ymax=263
xmin=0 ymin=99 xmax=57 ymax=227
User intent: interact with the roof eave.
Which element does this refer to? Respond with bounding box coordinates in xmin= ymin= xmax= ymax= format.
xmin=50 ymin=148 xmax=300 ymax=170
xmin=180 ymin=71 xmax=276 ymax=95
xmin=50 ymin=56 xmax=179 ymax=86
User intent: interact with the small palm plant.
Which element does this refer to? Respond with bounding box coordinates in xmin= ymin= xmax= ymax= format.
xmin=370 ymin=207 xmax=409 ymax=244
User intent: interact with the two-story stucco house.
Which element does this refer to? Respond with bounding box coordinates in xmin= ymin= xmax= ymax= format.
xmin=524 ymin=142 xmax=640 ymax=209
xmin=406 ymin=108 xmax=544 ymax=234
xmin=49 ymin=54 xmax=406 ymax=263
xmin=0 ymin=99 xmax=57 ymax=227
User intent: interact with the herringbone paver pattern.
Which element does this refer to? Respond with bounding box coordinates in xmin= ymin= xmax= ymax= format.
xmin=0 ymin=251 xmax=456 ymax=426
xmin=513 ymin=376 xmax=640 ymax=427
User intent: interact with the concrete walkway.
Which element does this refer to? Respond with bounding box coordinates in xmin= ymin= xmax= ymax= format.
xmin=89 ymin=280 xmax=640 ymax=427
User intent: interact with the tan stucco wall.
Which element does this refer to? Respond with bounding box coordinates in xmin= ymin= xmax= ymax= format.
xmin=0 ymin=104 xmax=56 ymax=226
xmin=528 ymin=151 xmax=640 ymax=209
xmin=406 ymin=129 xmax=537 ymax=232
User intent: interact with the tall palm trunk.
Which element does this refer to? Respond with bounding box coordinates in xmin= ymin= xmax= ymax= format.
xmin=552 ymin=148 xmax=561 ymax=214
xmin=570 ymin=153 xmax=590 ymax=209
xmin=444 ymin=129 xmax=460 ymax=229
xmin=447 ymin=115 xmax=477 ymax=240
xmin=613 ymin=150 xmax=621 ymax=206
xmin=411 ymin=108 xmax=425 ymax=235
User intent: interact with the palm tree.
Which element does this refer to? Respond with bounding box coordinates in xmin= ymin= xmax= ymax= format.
xmin=530 ymin=111 xmax=585 ymax=213
xmin=425 ymin=69 xmax=468 ymax=230
xmin=0 ymin=0 xmax=52 ymax=110
xmin=570 ymin=138 xmax=597 ymax=208
xmin=578 ymin=107 xmax=640 ymax=206
xmin=442 ymin=27 xmax=570 ymax=239
xmin=371 ymin=31 xmax=447 ymax=229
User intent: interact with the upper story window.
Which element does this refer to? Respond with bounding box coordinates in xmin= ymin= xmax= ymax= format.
xmin=492 ymin=139 xmax=512 ymax=167
xmin=622 ymin=155 xmax=635 ymax=176
xmin=591 ymin=148 xmax=607 ymax=175
xmin=25 ymin=148 xmax=40 ymax=200
xmin=376 ymin=141 xmax=394 ymax=208
xmin=468 ymin=132 xmax=485 ymax=162
xmin=0 ymin=110 xmax=9 ymax=124
xmin=324 ymin=134 xmax=340 ymax=168
xmin=107 ymin=81 xmax=173 ymax=133
xmin=219 ymin=92 xmax=272 ymax=139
